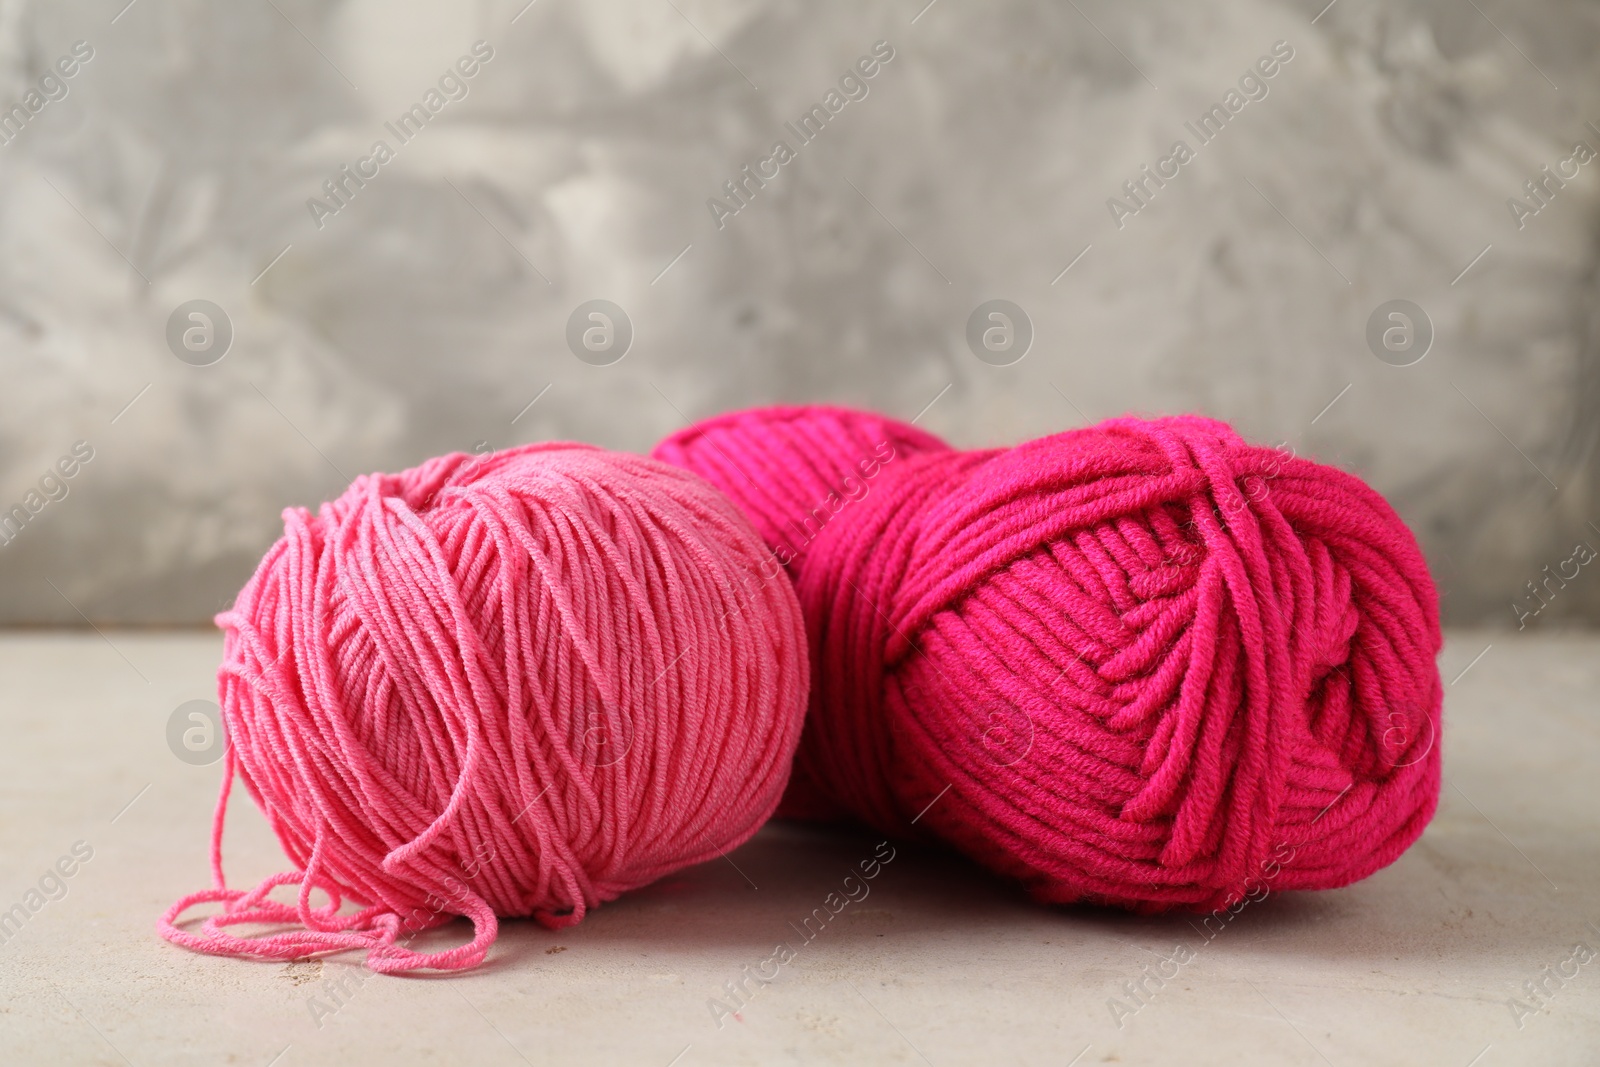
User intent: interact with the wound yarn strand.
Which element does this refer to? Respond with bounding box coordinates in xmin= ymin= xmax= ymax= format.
xmin=654 ymin=406 xmax=1443 ymax=911
xmin=161 ymin=443 xmax=807 ymax=973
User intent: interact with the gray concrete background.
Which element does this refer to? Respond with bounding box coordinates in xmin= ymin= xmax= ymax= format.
xmin=0 ymin=0 xmax=1597 ymax=626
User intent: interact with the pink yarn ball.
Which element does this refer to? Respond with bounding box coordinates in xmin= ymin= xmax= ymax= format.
xmin=654 ymin=406 xmax=1443 ymax=912
xmin=161 ymin=443 xmax=807 ymax=972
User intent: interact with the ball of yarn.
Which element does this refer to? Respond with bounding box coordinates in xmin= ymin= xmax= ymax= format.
xmin=654 ymin=406 xmax=1443 ymax=911
xmin=161 ymin=443 xmax=807 ymax=972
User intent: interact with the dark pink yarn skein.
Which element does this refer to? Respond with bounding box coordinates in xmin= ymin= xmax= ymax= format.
xmin=654 ymin=406 xmax=1443 ymax=912
xmin=161 ymin=443 xmax=808 ymax=972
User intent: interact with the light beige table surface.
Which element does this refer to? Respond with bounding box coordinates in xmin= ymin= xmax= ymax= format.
xmin=0 ymin=631 xmax=1595 ymax=1066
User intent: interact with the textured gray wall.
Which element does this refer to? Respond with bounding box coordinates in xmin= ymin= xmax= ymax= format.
xmin=0 ymin=0 xmax=1596 ymax=627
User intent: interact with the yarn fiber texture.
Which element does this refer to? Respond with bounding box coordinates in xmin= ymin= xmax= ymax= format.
xmin=160 ymin=443 xmax=807 ymax=972
xmin=653 ymin=406 xmax=1443 ymax=911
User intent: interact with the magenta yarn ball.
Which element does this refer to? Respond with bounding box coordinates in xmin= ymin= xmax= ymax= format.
xmin=655 ymin=405 xmax=1444 ymax=913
